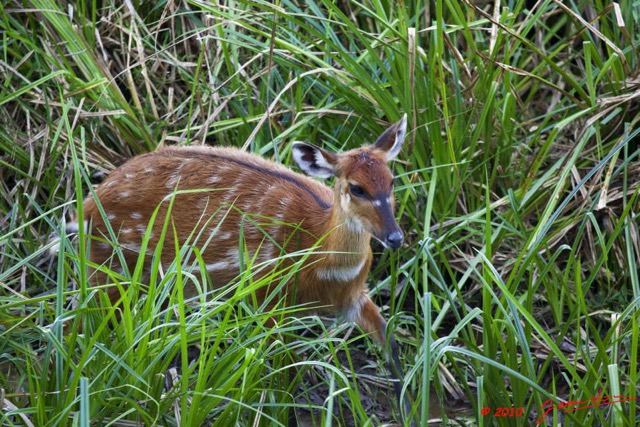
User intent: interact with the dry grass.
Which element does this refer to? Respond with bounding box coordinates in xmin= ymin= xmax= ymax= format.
xmin=1 ymin=1 xmax=639 ymax=426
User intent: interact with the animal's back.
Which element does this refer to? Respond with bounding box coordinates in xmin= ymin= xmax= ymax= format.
xmin=84 ymin=146 xmax=334 ymax=293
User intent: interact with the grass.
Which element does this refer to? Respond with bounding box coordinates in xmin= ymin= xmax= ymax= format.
xmin=1 ymin=0 xmax=639 ymax=426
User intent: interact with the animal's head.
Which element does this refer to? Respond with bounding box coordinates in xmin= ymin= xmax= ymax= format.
xmin=292 ymin=114 xmax=407 ymax=249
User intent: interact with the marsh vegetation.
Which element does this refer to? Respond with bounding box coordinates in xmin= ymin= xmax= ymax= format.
xmin=1 ymin=1 xmax=639 ymax=426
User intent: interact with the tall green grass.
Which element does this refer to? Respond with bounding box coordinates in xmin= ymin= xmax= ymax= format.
xmin=1 ymin=0 xmax=639 ymax=426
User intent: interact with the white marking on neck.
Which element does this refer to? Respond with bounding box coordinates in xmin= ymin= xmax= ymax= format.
xmin=316 ymin=258 xmax=366 ymax=282
xmin=344 ymin=216 xmax=365 ymax=234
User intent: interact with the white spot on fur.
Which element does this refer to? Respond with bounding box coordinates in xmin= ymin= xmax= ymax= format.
xmin=143 ymin=166 xmax=155 ymax=174
xmin=103 ymin=180 xmax=117 ymax=189
xmin=120 ymin=228 xmax=133 ymax=235
xmin=107 ymin=212 xmax=117 ymax=221
xmin=317 ymin=259 xmax=366 ymax=282
xmin=222 ymin=191 xmax=239 ymax=207
xmin=256 ymin=185 xmax=278 ymax=212
xmin=131 ymin=212 xmax=142 ymax=220
xmin=206 ymin=261 xmax=230 ymax=271
xmin=241 ymin=199 xmax=256 ymax=213
xmin=208 ymin=175 xmax=222 ymax=184
xmin=217 ymin=164 xmax=232 ymax=173
xmin=136 ymin=224 xmax=148 ymax=234
xmin=206 ymin=249 xmax=240 ymax=272
xmin=119 ymin=191 xmax=130 ymax=199
xmin=215 ymin=231 xmax=233 ymax=240
xmin=124 ymin=173 xmax=135 ymax=180
xmin=226 ymin=249 xmax=240 ymax=263
xmin=166 ymin=173 xmax=180 ymax=189
xmin=279 ymin=197 xmax=291 ymax=208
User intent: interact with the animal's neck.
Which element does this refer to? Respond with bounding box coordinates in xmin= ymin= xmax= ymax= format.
xmin=320 ymin=186 xmax=371 ymax=266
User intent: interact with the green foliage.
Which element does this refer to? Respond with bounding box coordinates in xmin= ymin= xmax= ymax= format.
xmin=1 ymin=0 xmax=639 ymax=426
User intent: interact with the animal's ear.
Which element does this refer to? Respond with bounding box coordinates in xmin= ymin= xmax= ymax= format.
xmin=291 ymin=141 xmax=338 ymax=179
xmin=372 ymin=114 xmax=407 ymax=161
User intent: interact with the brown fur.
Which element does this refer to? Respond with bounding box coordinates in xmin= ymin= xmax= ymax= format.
xmin=83 ymin=118 xmax=406 ymax=346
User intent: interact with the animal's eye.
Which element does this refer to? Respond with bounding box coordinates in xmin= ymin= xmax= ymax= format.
xmin=349 ymin=184 xmax=366 ymax=198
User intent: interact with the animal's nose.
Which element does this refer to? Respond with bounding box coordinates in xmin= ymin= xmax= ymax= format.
xmin=386 ymin=231 xmax=403 ymax=249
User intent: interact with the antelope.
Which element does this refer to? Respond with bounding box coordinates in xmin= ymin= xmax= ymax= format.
xmin=80 ymin=115 xmax=410 ymax=418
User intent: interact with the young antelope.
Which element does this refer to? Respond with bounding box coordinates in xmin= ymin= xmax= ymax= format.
xmin=80 ymin=115 xmax=409 ymax=416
